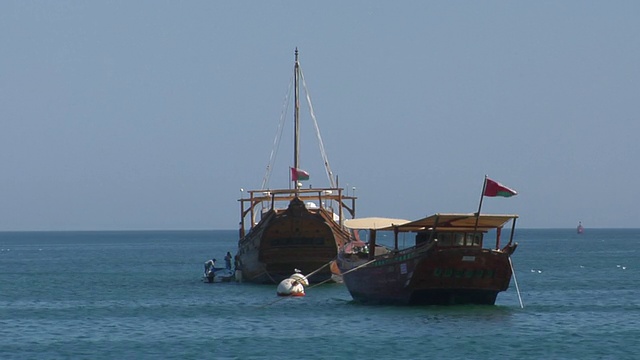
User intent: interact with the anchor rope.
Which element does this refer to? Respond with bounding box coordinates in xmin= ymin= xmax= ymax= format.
xmin=261 ymin=257 xmax=377 ymax=307
xmin=303 ymin=261 xmax=331 ymax=279
xmin=508 ymin=256 xmax=524 ymax=309
xmin=338 ymin=258 xmax=377 ymax=276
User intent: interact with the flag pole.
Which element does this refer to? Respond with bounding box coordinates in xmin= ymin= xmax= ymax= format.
xmin=474 ymin=175 xmax=488 ymax=231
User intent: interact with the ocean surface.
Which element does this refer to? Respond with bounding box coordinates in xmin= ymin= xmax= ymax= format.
xmin=1 ymin=229 xmax=639 ymax=359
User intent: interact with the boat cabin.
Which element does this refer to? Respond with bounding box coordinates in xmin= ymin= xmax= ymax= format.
xmin=415 ymin=231 xmax=482 ymax=248
xmin=344 ymin=213 xmax=519 ymax=260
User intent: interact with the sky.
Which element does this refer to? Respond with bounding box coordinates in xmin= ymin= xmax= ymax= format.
xmin=1 ymin=1 xmax=639 ymax=231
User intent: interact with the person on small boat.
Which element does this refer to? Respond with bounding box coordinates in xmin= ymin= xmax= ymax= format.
xmin=204 ymin=259 xmax=217 ymax=274
xmin=224 ymin=252 xmax=232 ymax=270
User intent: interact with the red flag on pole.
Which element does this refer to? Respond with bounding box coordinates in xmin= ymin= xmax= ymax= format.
xmin=484 ymin=178 xmax=517 ymax=197
xmin=290 ymin=167 xmax=310 ymax=181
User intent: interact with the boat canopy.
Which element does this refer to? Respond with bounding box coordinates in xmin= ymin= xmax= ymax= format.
xmin=344 ymin=217 xmax=410 ymax=230
xmin=345 ymin=213 xmax=518 ymax=232
xmin=389 ymin=213 xmax=518 ymax=232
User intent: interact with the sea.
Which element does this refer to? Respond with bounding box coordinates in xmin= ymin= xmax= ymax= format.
xmin=1 ymin=229 xmax=639 ymax=359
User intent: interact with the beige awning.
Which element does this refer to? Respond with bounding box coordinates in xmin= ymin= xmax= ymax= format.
xmin=345 ymin=213 xmax=518 ymax=232
xmin=344 ymin=217 xmax=410 ymax=230
xmin=384 ymin=213 xmax=519 ymax=232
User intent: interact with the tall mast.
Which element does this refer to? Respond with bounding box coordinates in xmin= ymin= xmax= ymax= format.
xmin=293 ymin=48 xmax=300 ymax=188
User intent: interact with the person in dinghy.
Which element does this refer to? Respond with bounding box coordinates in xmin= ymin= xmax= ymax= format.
xmin=203 ymin=258 xmax=235 ymax=283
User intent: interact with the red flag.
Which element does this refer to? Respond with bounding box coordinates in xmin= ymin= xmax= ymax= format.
xmin=290 ymin=167 xmax=310 ymax=181
xmin=484 ymin=178 xmax=517 ymax=197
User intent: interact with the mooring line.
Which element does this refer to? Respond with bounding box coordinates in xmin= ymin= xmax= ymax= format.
xmin=509 ymin=256 xmax=524 ymax=309
xmin=304 ymin=261 xmax=331 ymax=279
xmin=340 ymin=258 xmax=377 ymax=276
xmin=261 ymin=258 xmax=377 ymax=307
xmin=259 ymin=261 xmax=331 ymax=308
xmin=306 ymin=259 xmax=374 ymax=290
xmin=260 ymin=294 xmax=289 ymax=308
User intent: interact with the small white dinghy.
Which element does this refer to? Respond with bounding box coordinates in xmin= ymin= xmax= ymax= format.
xmin=204 ymin=268 xmax=235 ymax=283
xmin=203 ymin=259 xmax=235 ymax=283
xmin=276 ymin=271 xmax=309 ymax=296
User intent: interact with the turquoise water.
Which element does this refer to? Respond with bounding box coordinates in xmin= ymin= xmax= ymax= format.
xmin=1 ymin=229 xmax=639 ymax=359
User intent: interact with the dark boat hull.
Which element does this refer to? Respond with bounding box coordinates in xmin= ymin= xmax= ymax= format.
xmin=238 ymin=198 xmax=351 ymax=284
xmin=338 ymin=244 xmax=514 ymax=305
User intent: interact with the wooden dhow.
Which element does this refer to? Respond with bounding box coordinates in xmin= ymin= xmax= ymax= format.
xmin=337 ymin=213 xmax=519 ymax=305
xmin=236 ymin=49 xmax=357 ymax=284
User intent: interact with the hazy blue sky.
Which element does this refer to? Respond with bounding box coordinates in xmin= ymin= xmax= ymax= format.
xmin=1 ymin=1 xmax=638 ymax=230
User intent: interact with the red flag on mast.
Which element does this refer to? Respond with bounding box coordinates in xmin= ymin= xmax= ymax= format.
xmin=290 ymin=167 xmax=310 ymax=181
xmin=484 ymin=178 xmax=517 ymax=197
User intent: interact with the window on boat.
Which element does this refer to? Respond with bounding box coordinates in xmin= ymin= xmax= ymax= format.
xmin=467 ymin=233 xmax=482 ymax=246
xmin=438 ymin=232 xmax=453 ymax=246
xmin=454 ymin=233 xmax=465 ymax=246
xmin=415 ymin=231 xmax=483 ymax=247
xmin=436 ymin=232 xmax=483 ymax=247
xmin=415 ymin=231 xmax=432 ymax=246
